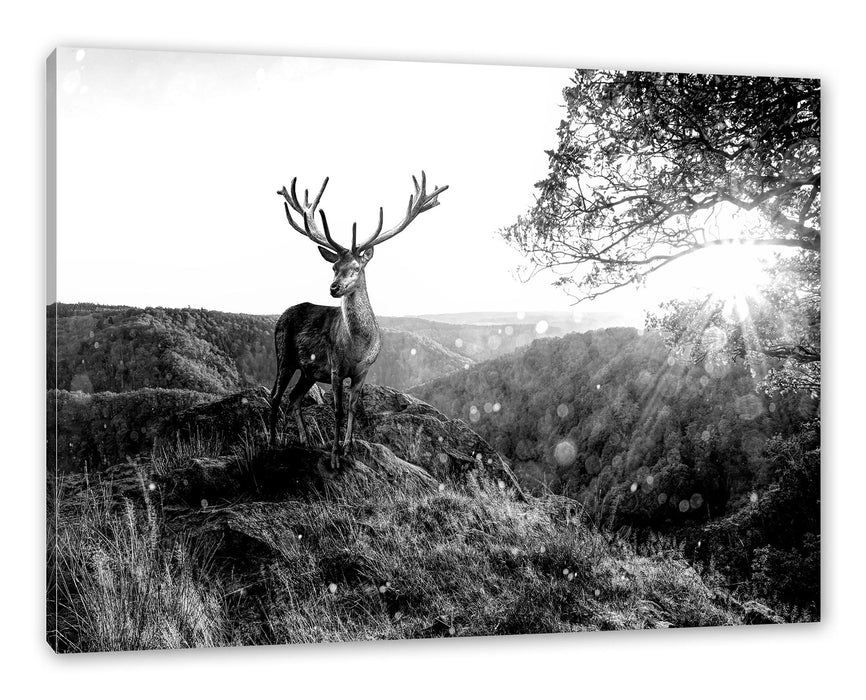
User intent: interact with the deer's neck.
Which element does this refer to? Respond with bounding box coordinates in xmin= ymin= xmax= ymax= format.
xmin=340 ymin=272 xmax=379 ymax=343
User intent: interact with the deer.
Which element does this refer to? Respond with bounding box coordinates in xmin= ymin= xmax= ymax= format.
xmin=269 ymin=172 xmax=449 ymax=470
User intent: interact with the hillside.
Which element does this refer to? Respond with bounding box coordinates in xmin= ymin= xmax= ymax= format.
xmin=411 ymin=327 xmax=820 ymax=618
xmin=48 ymin=388 xmax=216 ymax=473
xmin=48 ymin=303 xmax=473 ymax=394
xmin=48 ymin=383 xmax=762 ymax=652
xmin=378 ymin=315 xmax=539 ymax=362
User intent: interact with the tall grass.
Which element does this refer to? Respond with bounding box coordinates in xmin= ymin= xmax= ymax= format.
xmin=51 ymin=478 xmax=229 ymax=652
xmin=151 ymin=430 xmax=224 ymax=476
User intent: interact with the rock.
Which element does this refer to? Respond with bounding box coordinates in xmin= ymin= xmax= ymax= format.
xmin=164 ymin=501 xmax=298 ymax=592
xmin=320 ymin=384 xmax=525 ymax=497
xmin=159 ymin=387 xmax=271 ymax=445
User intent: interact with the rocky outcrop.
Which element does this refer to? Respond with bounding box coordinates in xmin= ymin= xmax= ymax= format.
xmin=51 ymin=382 xmax=525 ymax=497
xmin=162 ymin=383 xmax=524 ymax=496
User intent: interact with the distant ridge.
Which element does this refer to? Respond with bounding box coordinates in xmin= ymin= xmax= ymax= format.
xmin=414 ymin=309 xmax=641 ymax=331
xmin=47 ymin=303 xmax=470 ymax=394
xmin=51 ymin=302 xmax=619 ymax=395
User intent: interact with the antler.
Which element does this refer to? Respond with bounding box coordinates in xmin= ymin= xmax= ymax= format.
xmin=355 ymin=171 xmax=449 ymax=253
xmin=276 ymin=177 xmax=346 ymax=253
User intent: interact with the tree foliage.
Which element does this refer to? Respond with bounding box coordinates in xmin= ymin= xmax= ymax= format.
xmin=502 ymin=70 xmax=820 ymax=397
xmin=503 ymin=70 xmax=820 ymax=300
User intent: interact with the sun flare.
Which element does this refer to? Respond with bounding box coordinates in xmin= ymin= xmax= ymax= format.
xmin=647 ymin=206 xmax=774 ymax=317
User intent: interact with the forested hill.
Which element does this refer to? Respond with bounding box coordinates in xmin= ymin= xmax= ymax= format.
xmin=47 ymin=303 xmax=477 ymax=394
xmin=412 ymin=326 xmax=813 ymax=518
xmin=375 ymin=316 xmax=541 ymax=363
xmin=411 ymin=327 xmax=820 ymax=617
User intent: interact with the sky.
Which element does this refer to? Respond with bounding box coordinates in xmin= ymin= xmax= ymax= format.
xmin=54 ymin=47 xmax=709 ymax=321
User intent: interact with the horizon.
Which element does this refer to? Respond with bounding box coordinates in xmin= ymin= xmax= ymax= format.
xmin=49 ymin=298 xmax=645 ymax=328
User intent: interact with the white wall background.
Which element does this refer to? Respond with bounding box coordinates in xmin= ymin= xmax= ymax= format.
xmin=4 ymin=1 xmax=864 ymax=698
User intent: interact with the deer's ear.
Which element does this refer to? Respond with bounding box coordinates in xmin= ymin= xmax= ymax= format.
xmin=361 ymin=247 xmax=374 ymax=264
xmin=318 ymin=246 xmax=339 ymax=263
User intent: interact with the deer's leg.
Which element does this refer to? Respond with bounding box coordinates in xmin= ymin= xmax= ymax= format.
xmin=269 ymin=366 xmax=294 ymax=446
xmin=331 ymin=371 xmax=344 ymax=470
xmin=285 ymin=373 xmax=315 ymax=446
xmin=342 ymin=374 xmax=367 ymax=456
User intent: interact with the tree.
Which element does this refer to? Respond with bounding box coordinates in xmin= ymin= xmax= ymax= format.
xmin=498 ymin=72 xmax=820 ymax=617
xmin=504 ymin=70 xmax=820 ymax=299
xmin=502 ymin=70 xmax=820 ymax=394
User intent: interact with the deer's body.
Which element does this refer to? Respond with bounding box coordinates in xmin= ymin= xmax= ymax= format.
xmin=269 ymin=172 xmax=446 ymax=469
xmin=274 ymin=297 xmax=381 ymax=385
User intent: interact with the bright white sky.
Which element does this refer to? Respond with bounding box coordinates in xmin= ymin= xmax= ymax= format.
xmin=55 ymin=47 xmax=724 ymax=320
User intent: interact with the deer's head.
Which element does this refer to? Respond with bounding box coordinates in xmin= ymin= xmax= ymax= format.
xmin=277 ymin=172 xmax=448 ymax=298
xmin=319 ymin=244 xmax=374 ymax=298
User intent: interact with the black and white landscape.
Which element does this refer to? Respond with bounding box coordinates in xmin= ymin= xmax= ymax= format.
xmin=48 ymin=50 xmax=820 ymax=652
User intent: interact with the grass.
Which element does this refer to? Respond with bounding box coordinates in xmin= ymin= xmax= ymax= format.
xmin=49 ymin=427 xmax=743 ymax=651
xmin=50 ymin=478 xmax=231 ymax=652
xmin=152 ymin=429 xmax=225 ymax=476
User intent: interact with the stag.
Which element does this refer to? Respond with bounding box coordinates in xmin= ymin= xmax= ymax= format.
xmin=270 ymin=172 xmax=448 ymax=469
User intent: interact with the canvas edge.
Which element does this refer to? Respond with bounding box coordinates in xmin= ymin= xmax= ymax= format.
xmin=46 ymin=47 xmax=59 ymax=654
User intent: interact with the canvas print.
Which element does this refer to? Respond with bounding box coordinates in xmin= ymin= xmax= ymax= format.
xmin=47 ymin=49 xmax=820 ymax=652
